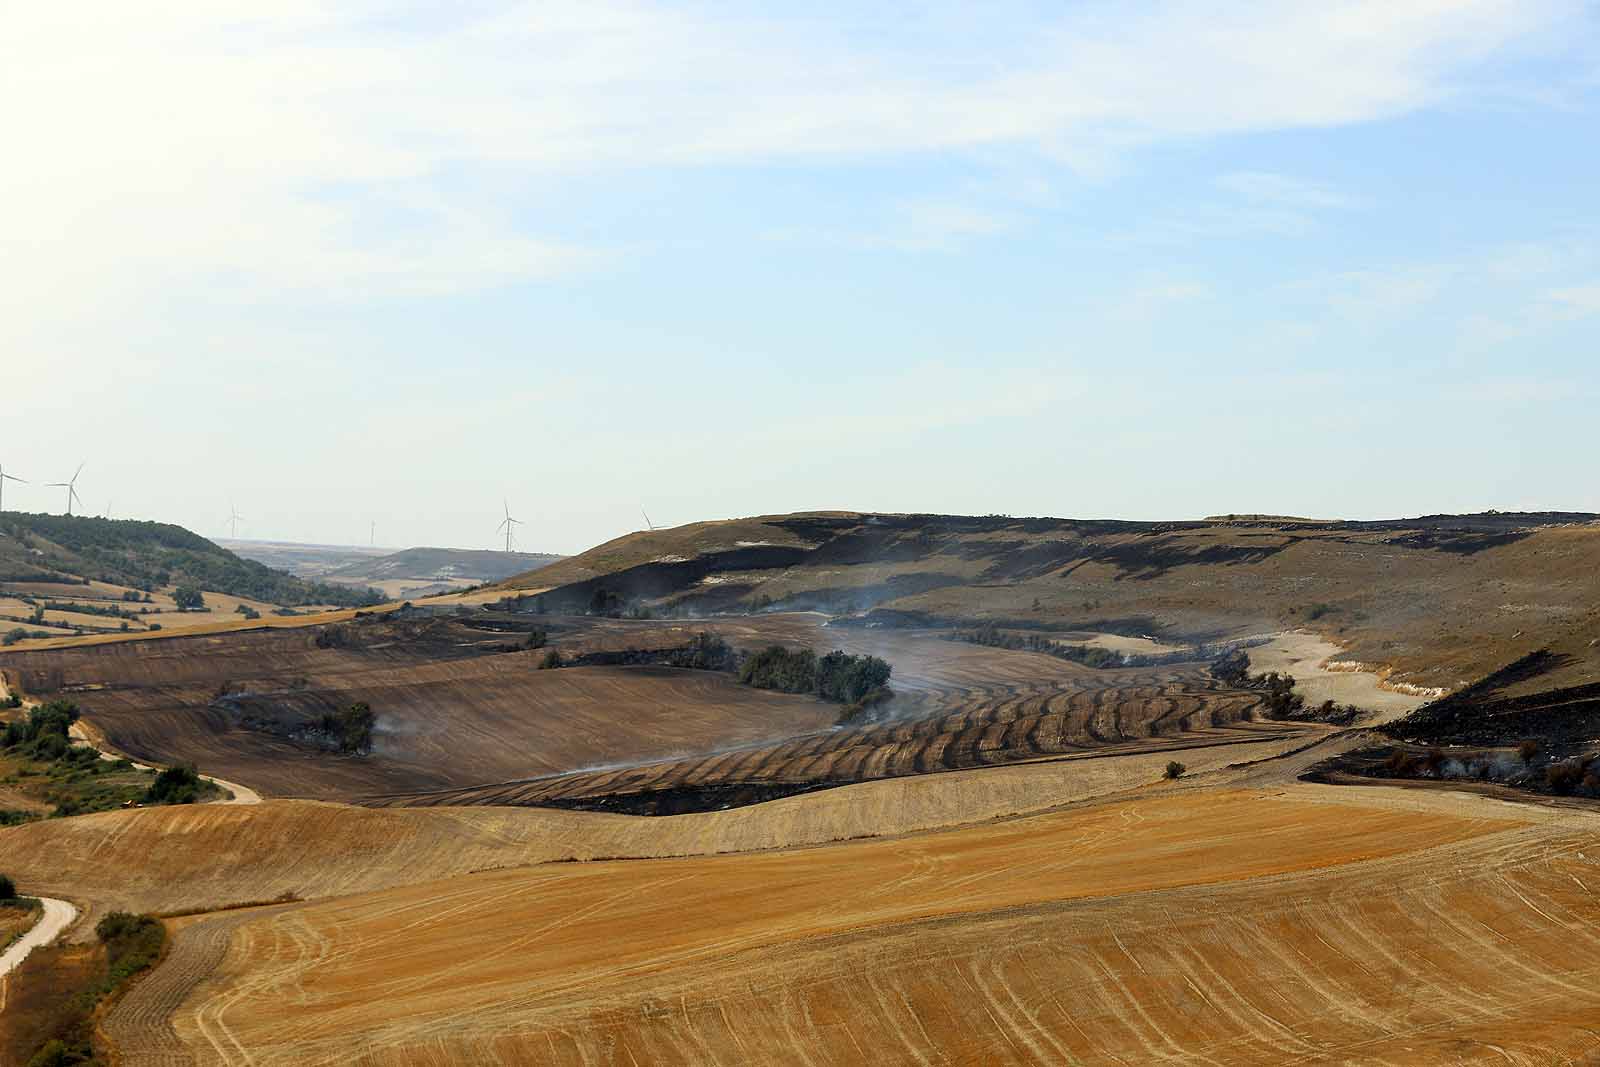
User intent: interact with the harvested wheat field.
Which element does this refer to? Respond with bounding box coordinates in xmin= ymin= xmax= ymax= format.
xmin=98 ymin=784 xmax=1600 ymax=1066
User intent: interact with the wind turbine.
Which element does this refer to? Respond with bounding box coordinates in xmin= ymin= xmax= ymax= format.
xmin=0 ymin=463 xmax=25 ymax=514
xmin=225 ymin=502 xmax=244 ymax=539
xmin=497 ymin=500 xmax=523 ymax=553
xmin=47 ymin=462 xmax=84 ymax=516
xmin=641 ymin=507 xmax=655 ymax=532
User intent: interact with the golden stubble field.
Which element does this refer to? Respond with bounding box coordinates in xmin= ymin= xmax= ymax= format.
xmin=91 ymin=781 xmax=1600 ymax=1067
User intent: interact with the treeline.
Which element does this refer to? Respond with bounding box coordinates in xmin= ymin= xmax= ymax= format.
xmin=950 ymin=623 xmax=1124 ymax=668
xmin=738 ymin=646 xmax=892 ymax=708
xmin=521 ymin=629 xmax=896 ymax=719
xmin=3 ymin=514 xmax=382 ymax=607
xmin=1210 ymin=650 xmax=1362 ymax=725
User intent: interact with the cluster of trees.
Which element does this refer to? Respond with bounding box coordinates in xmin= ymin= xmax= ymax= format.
xmin=1 ymin=700 xmax=81 ymax=760
xmin=1211 ymin=650 xmax=1361 ymax=725
xmin=664 ymin=632 xmax=738 ymax=672
xmin=3 ymin=627 xmax=53 ymax=646
xmin=144 ymin=763 xmax=206 ymax=805
xmin=739 ymin=646 xmax=892 ymax=705
xmin=314 ymin=702 xmax=376 ymax=755
xmin=172 ymin=585 xmax=205 ymax=611
xmin=953 ymin=623 xmax=1124 ymax=669
xmin=2 ymin=699 xmax=217 ymax=809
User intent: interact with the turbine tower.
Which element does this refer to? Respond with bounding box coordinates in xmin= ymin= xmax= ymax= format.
xmin=0 ymin=462 xmax=25 ymax=514
xmin=497 ymin=500 xmax=523 ymax=553
xmin=46 ymin=462 xmax=84 ymax=516
xmin=226 ymin=503 xmax=244 ymax=539
xmin=641 ymin=507 xmax=655 ymax=532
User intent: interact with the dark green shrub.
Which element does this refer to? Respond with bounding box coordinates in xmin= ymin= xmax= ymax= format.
xmin=144 ymin=763 xmax=204 ymax=805
xmin=25 ymin=1040 xmax=74 ymax=1067
xmin=316 ymin=703 xmax=375 ymax=755
xmin=1165 ymin=761 xmax=1186 ymax=779
xmin=0 ymin=872 xmax=15 ymax=899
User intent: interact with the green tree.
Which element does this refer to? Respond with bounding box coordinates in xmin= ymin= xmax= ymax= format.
xmin=172 ymin=585 xmax=205 ymax=611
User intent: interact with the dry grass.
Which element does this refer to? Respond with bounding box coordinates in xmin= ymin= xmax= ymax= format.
xmin=102 ymin=787 xmax=1600 ymax=1066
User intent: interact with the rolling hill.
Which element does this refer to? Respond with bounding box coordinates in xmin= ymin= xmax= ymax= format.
xmin=224 ymin=541 xmax=564 ymax=599
xmin=0 ymin=513 xmax=379 ymax=608
xmin=497 ymin=510 xmax=1600 ymax=695
xmin=323 ymin=545 xmax=562 ymax=585
xmin=9 ymin=508 xmax=1600 ymax=1067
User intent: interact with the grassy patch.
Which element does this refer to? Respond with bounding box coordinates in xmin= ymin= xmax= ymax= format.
xmin=0 ymin=913 xmax=167 ymax=1067
xmin=1 ymin=701 xmax=221 ymax=821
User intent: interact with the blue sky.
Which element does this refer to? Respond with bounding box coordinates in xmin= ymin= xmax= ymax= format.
xmin=5 ymin=1 xmax=1599 ymax=553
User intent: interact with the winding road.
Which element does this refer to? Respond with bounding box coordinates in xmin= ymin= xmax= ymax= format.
xmin=0 ymin=897 xmax=77 ymax=984
xmin=66 ymin=724 xmax=262 ymax=805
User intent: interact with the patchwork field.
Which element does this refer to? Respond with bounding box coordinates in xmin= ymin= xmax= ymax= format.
xmin=7 ymin=510 xmax=1600 ymax=1065
xmin=1 ymin=611 xmax=1286 ymax=808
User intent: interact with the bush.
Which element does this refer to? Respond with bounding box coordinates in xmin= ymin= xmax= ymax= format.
xmin=1547 ymin=761 xmax=1585 ymax=795
xmin=316 ymin=703 xmax=375 ymax=755
xmin=25 ymin=1040 xmax=74 ymax=1067
xmin=1165 ymin=761 xmax=1186 ymax=779
xmin=523 ymin=628 xmax=548 ymax=650
xmin=0 ymin=872 xmax=15 ymax=899
xmin=93 ymin=910 xmax=165 ymax=983
xmin=537 ymin=649 xmax=563 ymax=669
xmin=144 ymin=763 xmax=204 ymax=805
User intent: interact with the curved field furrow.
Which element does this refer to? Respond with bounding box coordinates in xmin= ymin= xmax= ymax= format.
xmin=101 ymin=787 xmax=1600 ymax=1067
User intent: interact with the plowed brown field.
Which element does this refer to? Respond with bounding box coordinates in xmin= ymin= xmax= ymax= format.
xmin=0 ymin=619 xmax=840 ymax=797
xmin=2 ymin=614 xmax=1277 ymax=808
xmin=96 ymin=785 xmax=1600 ymax=1066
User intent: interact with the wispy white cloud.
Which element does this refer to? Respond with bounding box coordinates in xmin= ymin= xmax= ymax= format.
xmin=1545 ymin=281 xmax=1600 ymax=316
xmin=0 ymin=0 xmax=1576 ymax=308
xmin=1215 ymin=172 xmax=1362 ymax=210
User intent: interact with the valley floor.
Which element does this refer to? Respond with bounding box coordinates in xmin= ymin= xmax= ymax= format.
xmin=3 ymin=608 xmax=1599 ymax=1064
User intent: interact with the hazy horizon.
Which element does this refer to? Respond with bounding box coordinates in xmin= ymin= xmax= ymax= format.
xmin=8 ymin=2 xmax=1598 ymax=555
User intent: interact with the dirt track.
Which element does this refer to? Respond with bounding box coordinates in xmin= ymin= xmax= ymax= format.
xmin=0 ymin=897 xmax=75 ymax=984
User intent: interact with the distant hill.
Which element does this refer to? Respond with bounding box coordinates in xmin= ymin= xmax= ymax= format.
xmin=496 ymin=510 xmax=1600 ymax=694
xmin=215 ymin=539 xmax=393 ymax=579
xmin=0 ymin=513 xmax=381 ymax=607
xmin=324 ymin=546 xmax=563 ymax=585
